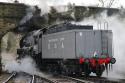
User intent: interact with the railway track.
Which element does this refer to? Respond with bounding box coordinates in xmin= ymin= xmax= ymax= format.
xmin=2 ymin=72 xmax=125 ymax=83
xmin=33 ymin=74 xmax=93 ymax=83
xmin=2 ymin=72 xmax=33 ymax=83
xmin=28 ymin=74 xmax=125 ymax=83
xmin=2 ymin=72 xmax=92 ymax=83
xmin=2 ymin=72 xmax=16 ymax=83
xmin=77 ymin=76 xmax=125 ymax=83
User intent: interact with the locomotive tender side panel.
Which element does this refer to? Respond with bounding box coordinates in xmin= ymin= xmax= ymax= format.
xmin=108 ymin=31 xmax=113 ymax=57
xmin=76 ymin=30 xmax=102 ymax=58
xmin=42 ymin=30 xmax=113 ymax=59
xmin=101 ymin=30 xmax=113 ymax=57
xmin=42 ymin=31 xmax=76 ymax=59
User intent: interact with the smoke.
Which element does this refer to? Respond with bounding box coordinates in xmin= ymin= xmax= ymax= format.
xmin=34 ymin=0 xmax=50 ymax=15
xmin=1 ymin=0 xmax=49 ymax=76
xmin=20 ymin=6 xmax=36 ymax=25
xmin=53 ymin=5 xmax=69 ymax=13
xmin=72 ymin=10 xmax=125 ymax=79
xmin=1 ymin=53 xmax=36 ymax=74
xmin=18 ymin=6 xmax=36 ymax=32
xmin=103 ymin=16 xmax=125 ymax=79
xmin=18 ymin=0 xmax=50 ymax=15
xmin=14 ymin=75 xmax=31 ymax=83
xmin=1 ymin=53 xmax=48 ymax=78
xmin=1 ymin=52 xmax=50 ymax=80
xmin=18 ymin=0 xmax=51 ymax=32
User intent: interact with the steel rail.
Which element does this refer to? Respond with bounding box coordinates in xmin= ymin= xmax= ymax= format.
xmin=59 ymin=75 xmax=94 ymax=83
xmin=2 ymin=72 xmax=16 ymax=83
xmin=34 ymin=74 xmax=93 ymax=83
xmin=35 ymin=75 xmax=55 ymax=83
xmin=29 ymin=75 xmax=35 ymax=83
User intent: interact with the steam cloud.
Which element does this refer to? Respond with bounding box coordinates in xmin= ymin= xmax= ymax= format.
xmin=19 ymin=0 xmax=50 ymax=15
xmin=1 ymin=53 xmax=48 ymax=78
xmin=1 ymin=0 xmax=50 ymax=77
xmin=72 ymin=10 xmax=125 ymax=79
xmin=2 ymin=53 xmax=37 ymax=74
xmin=20 ymin=6 xmax=36 ymax=25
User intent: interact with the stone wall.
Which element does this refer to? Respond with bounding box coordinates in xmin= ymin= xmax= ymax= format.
xmin=0 ymin=2 xmax=27 ymax=36
xmin=0 ymin=3 xmax=27 ymax=72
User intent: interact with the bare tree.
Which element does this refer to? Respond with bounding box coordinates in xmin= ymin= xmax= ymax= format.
xmin=99 ymin=0 xmax=105 ymax=7
xmin=7 ymin=0 xmax=19 ymax=3
xmin=98 ymin=0 xmax=116 ymax=8
xmin=108 ymin=0 xmax=115 ymax=8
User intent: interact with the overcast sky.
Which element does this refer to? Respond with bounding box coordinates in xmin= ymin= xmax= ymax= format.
xmin=0 ymin=0 xmax=125 ymax=8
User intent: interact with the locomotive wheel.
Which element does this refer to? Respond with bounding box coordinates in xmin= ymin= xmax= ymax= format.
xmin=96 ymin=71 xmax=103 ymax=77
xmin=84 ymin=63 xmax=91 ymax=77
xmin=95 ymin=65 xmax=104 ymax=77
xmin=85 ymin=71 xmax=91 ymax=77
xmin=61 ymin=65 xmax=76 ymax=76
xmin=62 ymin=66 xmax=73 ymax=76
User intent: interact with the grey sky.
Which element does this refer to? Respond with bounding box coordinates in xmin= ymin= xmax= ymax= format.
xmin=0 ymin=0 xmax=124 ymax=8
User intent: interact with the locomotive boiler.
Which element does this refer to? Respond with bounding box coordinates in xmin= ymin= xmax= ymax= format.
xmin=17 ymin=23 xmax=116 ymax=77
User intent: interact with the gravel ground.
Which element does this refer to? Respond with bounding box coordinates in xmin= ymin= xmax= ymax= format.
xmin=0 ymin=72 xmax=30 ymax=83
xmin=0 ymin=72 xmax=14 ymax=83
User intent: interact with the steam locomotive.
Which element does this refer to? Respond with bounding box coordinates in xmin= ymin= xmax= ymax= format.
xmin=17 ymin=23 xmax=116 ymax=77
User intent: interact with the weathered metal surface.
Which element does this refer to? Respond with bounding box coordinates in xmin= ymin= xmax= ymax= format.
xmin=42 ymin=31 xmax=76 ymax=59
xmin=42 ymin=29 xmax=113 ymax=59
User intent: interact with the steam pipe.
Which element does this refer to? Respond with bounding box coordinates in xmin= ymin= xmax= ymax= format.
xmin=104 ymin=21 xmax=108 ymax=30
xmin=97 ymin=21 xmax=101 ymax=30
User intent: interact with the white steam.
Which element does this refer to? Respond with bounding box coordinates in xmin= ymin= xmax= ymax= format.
xmin=14 ymin=75 xmax=31 ymax=83
xmin=72 ymin=11 xmax=125 ymax=79
xmin=19 ymin=0 xmax=50 ymax=15
xmin=2 ymin=53 xmax=37 ymax=74
xmin=20 ymin=6 xmax=35 ymax=25
xmin=1 ymin=53 xmax=49 ymax=77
